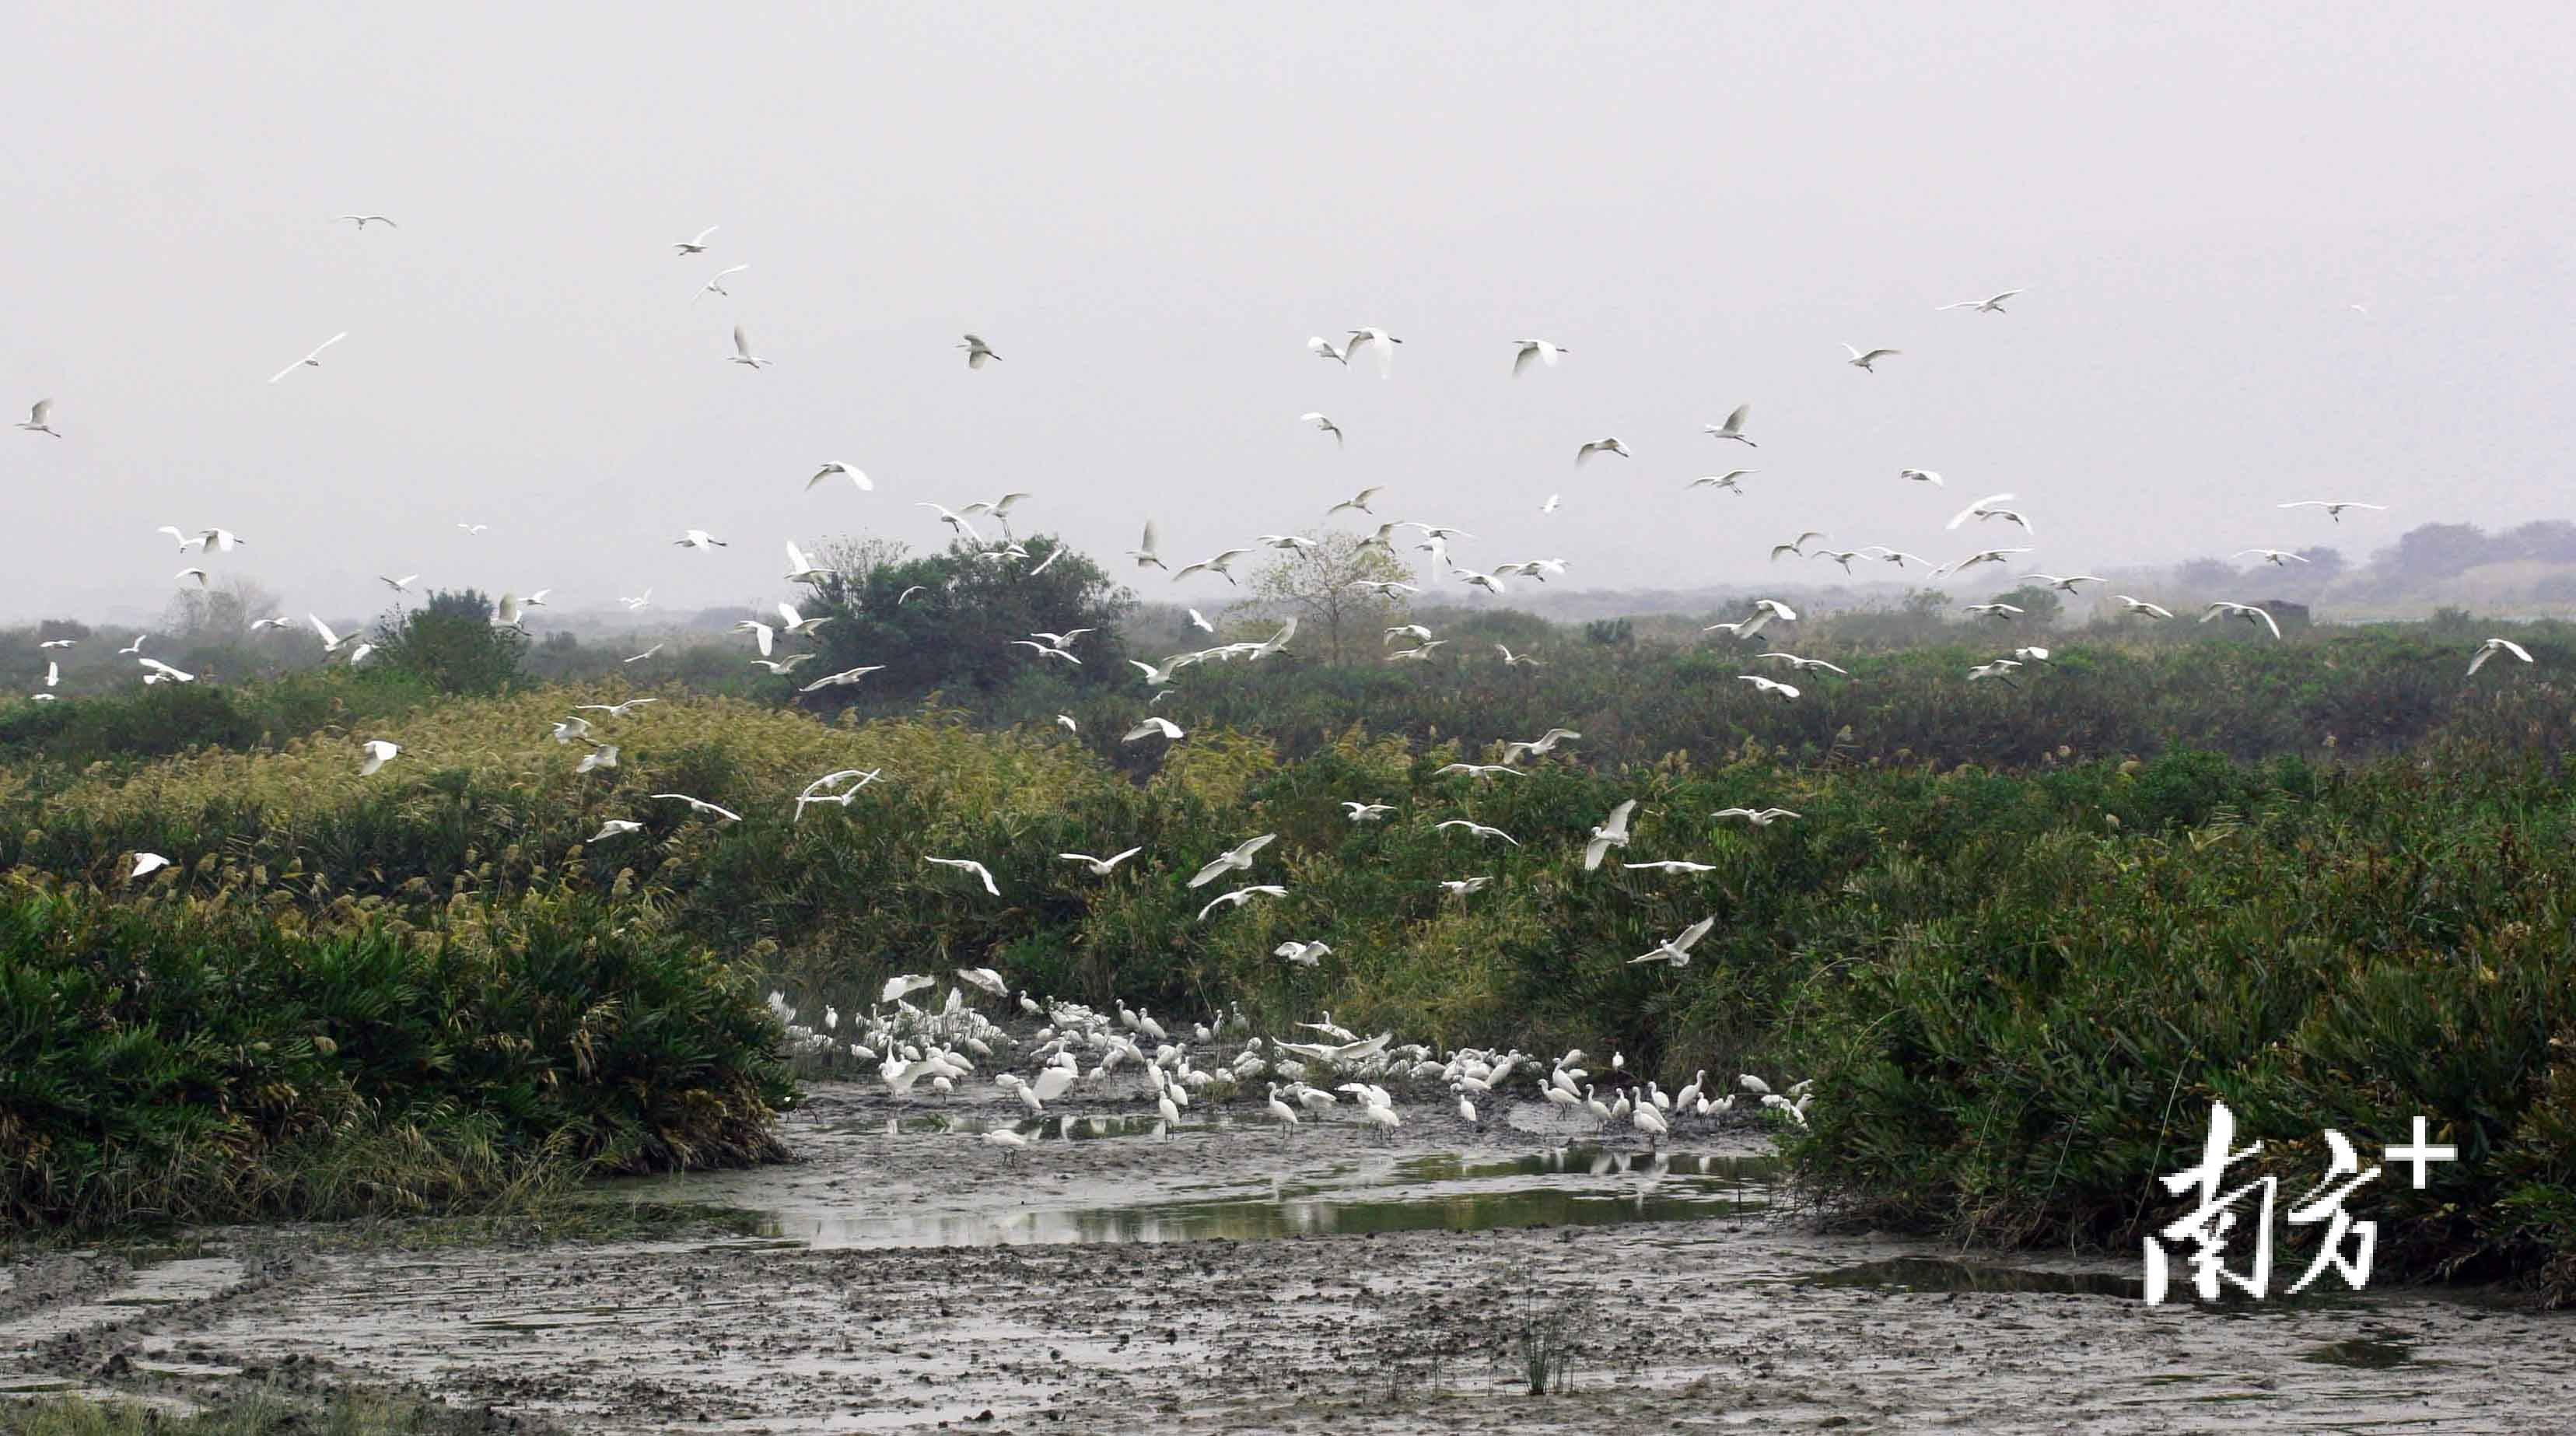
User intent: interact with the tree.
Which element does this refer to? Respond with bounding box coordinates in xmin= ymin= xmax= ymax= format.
xmin=799 ymin=533 xmax=1134 ymax=708
xmin=1237 ymin=532 xmax=1417 ymax=664
xmin=367 ymin=589 xmax=529 ymax=695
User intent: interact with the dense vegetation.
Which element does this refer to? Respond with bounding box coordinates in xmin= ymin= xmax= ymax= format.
xmin=5 ymin=580 xmax=2573 ymax=1300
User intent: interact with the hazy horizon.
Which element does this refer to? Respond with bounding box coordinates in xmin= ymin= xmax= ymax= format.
xmin=7 ymin=3 xmax=2573 ymax=627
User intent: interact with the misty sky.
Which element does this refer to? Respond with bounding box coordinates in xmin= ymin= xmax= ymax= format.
xmin=5 ymin=2 xmax=2572 ymax=626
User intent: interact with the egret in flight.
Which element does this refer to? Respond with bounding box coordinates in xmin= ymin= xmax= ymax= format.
xmin=1936 ymin=289 xmax=2024 ymax=313
xmin=673 ymin=225 xmax=718 ymax=254
xmin=2278 ymin=500 xmax=2387 ymax=523
xmin=18 ymin=400 xmax=59 ymax=436
xmin=1703 ymin=404 xmax=1757 ymax=447
xmin=1843 ymin=343 xmax=1900 ymax=373
xmin=268 ymin=332 xmax=348 ymax=384
xmin=2468 ymin=638 xmax=2534 ymax=676
xmin=1511 ymin=338 xmax=1568 ymax=376
xmin=959 ymin=333 xmax=1003 ymax=368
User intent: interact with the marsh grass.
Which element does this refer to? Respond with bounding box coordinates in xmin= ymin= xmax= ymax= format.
xmin=2 ymin=1386 xmax=488 ymax=1436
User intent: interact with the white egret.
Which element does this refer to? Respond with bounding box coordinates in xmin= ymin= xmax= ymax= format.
xmin=1436 ymin=819 xmax=1521 ymax=846
xmin=957 ymin=332 xmax=1001 ymax=368
xmin=1059 ymin=847 xmax=1143 ymax=875
xmin=1711 ymin=807 xmax=1801 ymax=827
xmin=575 ymin=698 xmax=659 ymax=718
xmin=808 ymin=462 xmax=872 ymax=492
xmin=575 ymin=744 xmax=620 ymax=774
xmin=1188 ymin=832 xmax=1277 ymax=889
xmin=1688 ymin=471 xmax=1755 ymax=495
xmin=2234 ymin=548 xmax=2309 ymax=567
xmin=1124 ymin=716 xmax=1184 ymax=743
xmin=1936 ymin=289 xmax=2024 ymax=313
xmin=1899 ymin=468 xmax=1943 ymax=487
xmin=1630 ymin=916 xmax=1715 ymax=967
xmin=672 ymin=225 xmax=718 ymax=254
xmin=652 ymin=792 xmax=743 ymax=821
xmin=1345 ymin=326 xmax=1402 ymax=375
xmin=130 ymin=853 xmax=173 ymax=880
xmin=1575 ymin=436 xmax=1631 ymax=464
xmin=2114 ymin=595 xmax=2175 ymax=619
xmin=1197 ymin=884 xmax=1286 ymax=921
xmin=1703 ymin=404 xmax=1757 ymax=446
xmin=1965 ymin=602 xmax=2025 ymax=622
xmin=1738 ymin=674 xmax=1800 ymax=699
xmin=800 ymin=664 xmax=884 ymax=692
xmin=268 ymin=333 xmax=348 ymax=384
xmin=2201 ymin=601 xmax=2284 ymax=639
xmin=2021 ymin=573 xmax=2102 ymax=594
xmin=1511 ymin=338 xmax=1568 ymax=376
xmin=1307 ymin=335 xmax=1348 ymax=365
xmin=694 ymin=263 xmax=750 ymax=301
xmin=2279 ymin=501 xmax=2388 ymax=522
xmin=1843 ymin=343 xmax=1900 ymax=372
xmin=922 ymin=856 xmax=999 ymax=895
xmin=136 ymin=657 xmax=194 ymax=683
xmin=1300 ymin=412 xmax=1343 ymax=447
xmin=1622 ymin=859 xmax=1716 ymax=874
xmin=19 ymin=399 xmax=61 ymax=436
xmin=358 ymin=739 xmax=401 ymax=776
xmin=726 ymin=324 xmax=771 ymax=368
xmin=588 ymin=820 xmax=642 ymax=842
xmin=1342 ymin=801 xmax=1397 ymax=822
xmin=2469 ymin=638 xmax=2534 ymax=676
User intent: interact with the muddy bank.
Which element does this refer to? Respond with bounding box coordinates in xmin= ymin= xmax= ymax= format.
xmin=5 ymin=1080 xmax=2574 ymax=1433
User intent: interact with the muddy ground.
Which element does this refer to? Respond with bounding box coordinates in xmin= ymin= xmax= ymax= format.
xmin=6 ymin=1075 xmax=2574 ymax=1434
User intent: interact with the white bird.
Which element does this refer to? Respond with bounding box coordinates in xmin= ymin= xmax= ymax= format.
xmin=1342 ymin=801 xmax=1397 ymax=822
xmin=19 ymin=399 xmax=61 ymax=437
xmin=135 ymin=657 xmax=193 ymax=685
xmin=2201 ymin=601 xmax=2284 ymax=639
xmin=1936 ymin=289 xmax=2024 ymax=313
xmin=2114 ymin=595 xmax=2175 ymax=619
xmin=1307 ymin=334 xmax=1349 ymax=366
xmin=1495 ymin=644 xmax=1544 ymax=667
xmin=1937 ymin=547 xmax=2035 ymax=577
xmin=2469 ymin=638 xmax=2535 ymax=676
xmin=1511 ymin=338 xmax=1568 ymax=376
xmin=1581 ymin=799 xmax=1639 ymax=871
xmin=1440 ymin=877 xmax=1494 ymax=898
xmin=1946 ymin=492 xmax=2024 ymax=531
xmin=1575 ymin=436 xmax=1631 ymax=464
xmin=957 ymin=332 xmax=1003 ymax=369
xmin=1345 ymin=326 xmax=1402 ymax=376
xmin=1125 ymin=520 xmax=1167 ymax=572
xmin=1632 ymin=1102 xmax=1669 ymax=1144
xmin=1267 ymin=1084 xmax=1301 ymax=1130
xmin=1542 ymin=493 xmax=1561 ymax=513
xmin=1967 ymin=659 xmax=2024 ymax=686
xmin=694 ymin=263 xmax=751 ymax=301
xmin=2012 ymin=646 xmax=2056 ymax=666
xmin=588 ymin=820 xmax=642 ymax=842
xmin=1843 ymin=343 xmax=1900 ymax=372
xmin=1059 ymin=847 xmax=1144 ymax=875
xmin=1433 ymin=762 xmax=1521 ymax=779
xmin=922 ymin=856 xmax=999 ymax=896
xmin=358 ymin=739 xmax=401 ymax=776
xmin=1321 ymin=487 xmax=1389 ymax=522
xmin=575 ymin=699 xmax=660 ymax=718
xmin=549 ymin=716 xmax=594 ymax=744
xmin=1711 ymin=807 xmax=1801 ymax=827
xmin=897 ymin=586 xmax=927 ymax=604
xmin=1300 ymin=412 xmax=1343 ymax=447
xmin=1174 ymin=548 xmax=1252 ymax=585
xmin=1688 ymin=471 xmax=1755 ymax=495
xmin=727 ymin=324 xmax=771 ymax=368
xmin=1353 ymin=580 xmax=1420 ymax=597
xmin=2235 ymin=548 xmax=2309 ymax=567
xmin=268 ymin=332 xmax=348 ymax=384
xmin=37 ymin=639 xmax=75 ymax=649
xmin=2021 ymin=573 xmax=2103 ymax=594
xmin=881 ymin=974 xmax=935 ymax=1005
xmin=1863 ymin=548 xmax=1939 ymax=569
xmin=1703 ymin=404 xmax=1757 ymax=447
xmin=674 ymin=528 xmax=727 ymax=549
xmin=1198 ymin=884 xmax=1287 ymax=921
xmin=652 ymin=792 xmax=743 ymax=822
xmin=1622 ymin=860 xmax=1716 ymax=874
xmin=117 ymin=636 xmax=146 ymax=655
xmin=1273 ymin=940 xmax=1332 ymax=968
xmin=1755 ymin=653 xmax=1849 ymax=676
xmin=1738 ymin=674 xmax=1800 ymax=700
xmin=1124 ymin=716 xmax=1184 ymax=744
xmin=1630 ymin=916 xmax=1715 ymax=967
xmin=1899 ymin=468 xmax=1944 ymax=487
xmin=2278 ymin=501 xmax=2388 ymax=522
xmin=1965 ymin=602 xmax=2025 ymax=622
xmin=1770 ymin=531 xmax=1827 ymax=562
xmin=808 ymin=462 xmax=873 ymax=492
xmin=457 ymin=523 xmax=488 ymax=535
xmin=380 ymin=573 xmax=418 ymax=593
xmin=673 ymin=225 xmax=719 ymax=254
xmin=40 ymin=662 xmax=58 ymax=689
xmin=1436 ymin=819 xmax=1520 ymax=847
xmin=1501 ymin=727 xmax=1580 ymax=762
xmin=799 ymin=665 xmax=884 ymax=692
xmin=1188 ymin=832 xmax=1277 ymax=889
xmin=308 ymin=613 xmax=360 ymax=655
xmin=175 ymin=568 xmax=209 ymax=587
xmin=575 ymin=744 xmax=620 ymax=775
xmin=733 ymin=620 xmax=776 ymax=657
xmin=1013 ymin=639 xmax=1081 ymax=666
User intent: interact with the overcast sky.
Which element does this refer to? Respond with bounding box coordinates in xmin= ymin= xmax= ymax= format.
xmin=5 ymin=2 xmax=2571 ymax=625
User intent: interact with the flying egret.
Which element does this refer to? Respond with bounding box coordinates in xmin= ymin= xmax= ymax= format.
xmin=138 ymin=657 xmax=194 ymax=683
xmin=175 ymin=567 xmax=209 ymax=587
xmin=1325 ymin=485 xmax=1385 ymax=517
xmin=380 ymin=573 xmax=418 ymax=593
xmin=1738 ymin=674 xmax=1801 ymax=699
xmin=1575 ymin=437 xmax=1631 ymax=464
xmin=1300 ymin=412 xmax=1343 ymax=447
xmin=726 ymin=324 xmax=771 ymax=367
xmin=800 ymin=664 xmax=884 ymax=692
xmin=782 ymin=541 xmax=835 ymax=583
xmin=1936 ymin=289 xmax=2024 ymax=313
xmin=1345 ymin=326 xmax=1402 ymax=376
xmin=1946 ymin=493 xmax=2029 ymax=532
xmin=1622 ymin=859 xmax=1717 ymax=874
xmin=1124 ymin=716 xmax=1184 ymax=743
xmin=1495 ymin=644 xmax=1544 ymax=667
xmin=1899 ymin=468 xmax=1944 ymax=487
xmin=2021 ymin=573 xmax=2102 ymax=594
xmin=575 ymin=744 xmax=619 ymax=774
xmin=2201 ymin=601 xmax=2284 ymax=639
xmin=1307 ymin=335 xmax=1348 ymax=365
xmin=18 ymin=399 xmax=60 ymax=436
xmin=1198 ymin=884 xmax=1287 ymax=921
xmin=576 ymin=698 xmax=659 ymax=718
xmin=652 ymin=793 xmax=743 ymax=821
xmin=1059 ymin=847 xmax=1143 ymax=875
xmin=694 ymin=263 xmax=750 ymax=301
xmin=2469 ymin=638 xmax=2534 ymax=676
xmin=1436 ymin=819 xmax=1521 ymax=846
xmin=1771 ymin=531 xmax=1827 ymax=562
xmin=1711 ymin=807 xmax=1801 ymax=826
xmin=1937 ymin=547 xmax=2035 ymax=576
xmin=1188 ymin=832 xmax=1277 ymax=889
xmin=1755 ymin=652 xmax=1849 ymax=676
xmin=130 ymin=852 xmax=173 ymax=880
xmin=268 ymin=333 xmax=348 ymax=383
xmin=1583 ymin=799 xmax=1638 ymax=871
xmin=1703 ymin=404 xmax=1757 ymax=446
xmin=732 ymin=620 xmax=776 ymax=657
xmin=2235 ymin=548 xmax=2309 ymax=567
xmin=1511 ymin=338 xmax=1568 ymax=376
xmin=1968 ymin=659 xmax=2023 ymax=687
xmin=1125 ymin=520 xmax=1167 ymax=571
xmin=1965 ymin=602 xmax=2025 ymax=622
xmin=2114 ymin=595 xmax=2174 ymax=619
xmin=1843 ymin=343 xmax=1900 ymax=372
xmin=672 ymin=225 xmax=718 ymax=254
xmin=674 ymin=529 xmax=727 ymax=548
xmin=808 ymin=461 xmax=871 ymax=492
xmin=1542 ymin=493 xmax=1561 ymax=513
xmin=309 ymin=614 xmax=360 ymax=656
xmin=358 ymin=739 xmax=401 ymax=776
xmin=1173 ymin=548 xmax=1252 ymax=585
xmin=958 ymin=333 xmax=1002 ymax=368
xmin=1342 ymin=802 xmax=1397 ymax=822
xmin=2279 ymin=501 xmax=2387 ymax=522
xmin=1688 ymin=471 xmax=1755 ymax=496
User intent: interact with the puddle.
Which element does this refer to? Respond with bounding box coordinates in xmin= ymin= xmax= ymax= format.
xmin=1801 ymin=1256 xmax=2145 ymax=1298
xmin=722 ymin=1145 xmax=1771 ymax=1249
xmin=2301 ymin=1337 xmax=2421 ymax=1368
